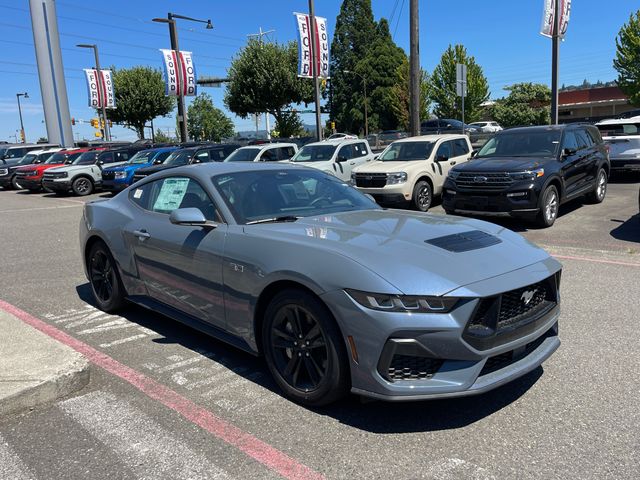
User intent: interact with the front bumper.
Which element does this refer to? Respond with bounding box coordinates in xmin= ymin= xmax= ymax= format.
xmin=42 ymin=178 xmax=71 ymax=191
xmin=610 ymin=157 xmax=640 ymax=171
xmin=16 ymin=177 xmax=43 ymax=190
xmin=321 ymin=258 xmax=561 ymax=401
xmin=0 ymin=176 xmax=14 ymax=187
xmin=356 ymin=185 xmax=411 ymax=205
xmin=102 ymin=179 xmax=129 ymax=192
xmin=442 ymin=180 xmax=541 ymax=218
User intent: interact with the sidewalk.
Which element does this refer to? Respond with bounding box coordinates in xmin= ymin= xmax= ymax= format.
xmin=0 ymin=308 xmax=90 ymax=416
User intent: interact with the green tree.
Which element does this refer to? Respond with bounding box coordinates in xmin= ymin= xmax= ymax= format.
xmin=389 ymin=57 xmax=431 ymax=131
xmin=187 ymin=93 xmax=235 ymax=142
xmin=614 ymin=10 xmax=640 ymax=106
xmin=329 ymin=0 xmax=378 ymax=133
xmin=273 ymin=111 xmax=304 ymax=138
xmin=153 ymin=129 xmax=175 ymax=143
xmin=431 ymin=44 xmax=489 ymax=122
xmin=224 ymin=39 xmax=314 ymax=138
xmin=490 ymin=83 xmax=551 ymax=127
xmin=106 ymin=66 xmax=174 ymax=139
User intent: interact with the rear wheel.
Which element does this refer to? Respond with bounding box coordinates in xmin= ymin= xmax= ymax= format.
xmin=412 ymin=180 xmax=432 ymax=212
xmin=72 ymin=176 xmax=93 ymax=196
xmin=536 ymin=185 xmax=559 ymax=228
xmin=87 ymin=241 xmax=125 ymax=313
xmin=586 ymin=168 xmax=607 ymax=204
xmin=262 ymin=289 xmax=349 ymax=406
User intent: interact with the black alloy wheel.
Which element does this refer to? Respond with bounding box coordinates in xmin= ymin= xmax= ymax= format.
xmin=536 ymin=185 xmax=559 ymax=228
xmin=263 ymin=289 xmax=349 ymax=406
xmin=587 ymin=169 xmax=607 ymax=204
xmin=73 ymin=176 xmax=93 ymax=196
xmin=10 ymin=175 xmax=21 ymax=190
xmin=412 ymin=180 xmax=432 ymax=212
xmin=88 ymin=242 xmax=125 ymax=312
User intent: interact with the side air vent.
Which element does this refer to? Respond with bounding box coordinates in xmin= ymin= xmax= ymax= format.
xmin=425 ymin=230 xmax=502 ymax=253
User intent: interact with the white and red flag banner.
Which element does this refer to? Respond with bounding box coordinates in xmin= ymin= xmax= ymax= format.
xmin=160 ymin=49 xmax=197 ymax=97
xmin=540 ymin=0 xmax=571 ymax=39
xmin=294 ymin=13 xmax=330 ymax=79
xmin=84 ymin=69 xmax=116 ymax=109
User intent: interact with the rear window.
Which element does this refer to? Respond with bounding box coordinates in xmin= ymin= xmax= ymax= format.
xmin=597 ymin=123 xmax=640 ymax=136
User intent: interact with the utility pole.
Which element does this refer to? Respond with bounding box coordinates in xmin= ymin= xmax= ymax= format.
xmin=409 ymin=0 xmax=420 ymax=137
xmin=77 ymin=44 xmax=111 ymax=141
xmin=16 ymin=93 xmax=28 ymax=143
xmin=248 ymin=27 xmax=275 ymax=140
xmin=308 ymin=0 xmax=323 ymax=141
xmin=550 ymin=0 xmax=560 ymax=125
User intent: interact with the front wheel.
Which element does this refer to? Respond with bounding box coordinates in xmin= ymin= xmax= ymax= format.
xmin=87 ymin=241 xmax=125 ymax=312
xmin=586 ymin=168 xmax=607 ymax=204
xmin=11 ymin=176 xmax=21 ymax=190
xmin=412 ymin=180 xmax=432 ymax=212
xmin=536 ymin=185 xmax=559 ymax=228
xmin=262 ymin=289 xmax=349 ymax=406
xmin=72 ymin=176 xmax=94 ymax=196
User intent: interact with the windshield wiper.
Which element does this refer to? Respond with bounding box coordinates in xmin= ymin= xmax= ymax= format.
xmin=246 ymin=215 xmax=301 ymax=225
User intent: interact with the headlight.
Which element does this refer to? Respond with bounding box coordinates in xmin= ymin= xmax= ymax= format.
xmin=346 ymin=289 xmax=458 ymax=313
xmin=351 ymin=172 xmax=357 ymax=182
xmin=386 ymin=172 xmax=407 ymax=185
xmin=114 ymin=171 xmax=127 ymax=179
xmin=447 ymin=170 xmax=460 ymax=180
xmin=0 ymin=168 xmax=8 ymax=176
xmin=509 ymin=168 xmax=544 ymax=181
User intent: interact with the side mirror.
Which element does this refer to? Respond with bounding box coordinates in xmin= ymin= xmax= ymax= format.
xmin=97 ymin=160 xmax=104 ymax=166
xmin=169 ymin=208 xmax=216 ymax=228
xmin=435 ymin=154 xmax=448 ymax=162
xmin=562 ymin=147 xmax=577 ymax=157
xmin=373 ymin=154 xmax=379 ymax=161
xmin=471 ymin=150 xmax=478 ymax=158
xmin=336 ymin=155 xmax=348 ymax=163
xmin=153 ymin=158 xmax=163 ymax=165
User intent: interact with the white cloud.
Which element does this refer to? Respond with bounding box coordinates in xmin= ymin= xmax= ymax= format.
xmin=0 ymin=98 xmax=44 ymax=115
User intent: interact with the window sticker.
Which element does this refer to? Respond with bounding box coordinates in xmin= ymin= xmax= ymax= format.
xmin=133 ymin=188 xmax=143 ymax=199
xmin=153 ymin=178 xmax=189 ymax=212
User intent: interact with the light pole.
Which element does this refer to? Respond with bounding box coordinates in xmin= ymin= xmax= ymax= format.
xmin=345 ymin=71 xmax=368 ymax=137
xmin=16 ymin=92 xmax=28 ymax=143
xmin=76 ymin=44 xmax=111 ymax=141
xmin=153 ymin=13 xmax=213 ymax=143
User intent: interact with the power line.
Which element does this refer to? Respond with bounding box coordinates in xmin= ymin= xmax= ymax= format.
xmin=393 ymin=0 xmax=405 ymax=39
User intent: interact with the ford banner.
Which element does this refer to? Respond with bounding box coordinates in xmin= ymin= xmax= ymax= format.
xmin=540 ymin=0 xmax=571 ymax=39
xmin=160 ymin=49 xmax=197 ymax=97
xmin=83 ymin=69 xmax=116 ymax=109
xmin=294 ymin=13 xmax=330 ymax=79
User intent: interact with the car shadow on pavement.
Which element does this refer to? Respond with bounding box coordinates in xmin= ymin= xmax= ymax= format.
xmin=610 ymin=215 xmax=640 ymax=243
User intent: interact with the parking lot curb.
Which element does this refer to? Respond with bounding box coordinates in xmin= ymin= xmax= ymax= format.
xmin=0 ymin=305 xmax=90 ymax=416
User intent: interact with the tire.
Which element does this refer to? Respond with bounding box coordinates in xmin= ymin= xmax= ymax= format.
xmin=412 ymin=180 xmax=432 ymax=212
xmin=10 ymin=176 xmax=21 ymax=190
xmin=72 ymin=176 xmax=94 ymax=196
xmin=87 ymin=241 xmax=126 ymax=313
xmin=536 ymin=185 xmax=559 ymax=228
xmin=586 ymin=168 xmax=607 ymax=204
xmin=262 ymin=289 xmax=349 ymax=407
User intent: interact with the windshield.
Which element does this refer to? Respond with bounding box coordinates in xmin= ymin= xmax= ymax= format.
xmin=378 ymin=141 xmax=435 ymax=161
xmin=73 ymin=151 xmax=100 ymax=165
xmin=597 ymin=123 xmax=640 ymax=136
xmin=224 ymin=148 xmax=260 ymax=162
xmin=213 ymin=169 xmax=379 ymax=224
xmin=290 ymin=145 xmax=337 ymax=162
xmin=477 ymin=131 xmax=561 ymax=158
xmin=128 ymin=150 xmax=155 ymax=164
xmin=18 ymin=154 xmax=38 ymax=165
xmin=163 ymin=150 xmax=193 ymax=166
xmin=4 ymin=148 xmax=29 ymax=159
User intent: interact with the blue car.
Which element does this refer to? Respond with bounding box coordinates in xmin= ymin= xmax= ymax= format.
xmin=102 ymin=147 xmax=177 ymax=192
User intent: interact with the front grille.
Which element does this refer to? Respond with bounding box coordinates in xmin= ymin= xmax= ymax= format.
xmin=15 ymin=170 xmax=37 ymax=178
xmin=387 ymin=355 xmax=443 ymax=381
xmin=479 ymin=325 xmax=557 ymax=376
xmin=43 ymin=172 xmax=67 ymax=179
xmin=464 ymin=274 xmax=559 ymax=350
xmin=354 ymin=173 xmax=387 ymax=188
xmin=102 ymin=171 xmax=116 ymax=180
xmin=455 ymin=172 xmax=513 ymax=191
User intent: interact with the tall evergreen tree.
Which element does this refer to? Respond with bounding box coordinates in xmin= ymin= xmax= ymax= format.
xmin=389 ymin=57 xmax=431 ymax=131
xmin=329 ymin=0 xmax=377 ymax=133
xmin=614 ymin=10 xmax=640 ymax=106
xmin=431 ymin=45 xmax=489 ymax=123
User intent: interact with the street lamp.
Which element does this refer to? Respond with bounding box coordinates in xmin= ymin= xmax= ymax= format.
xmin=153 ymin=13 xmax=213 ymax=143
xmin=16 ymin=92 xmax=28 ymax=143
xmin=76 ymin=43 xmax=111 ymax=141
xmin=344 ymin=70 xmax=368 ymax=137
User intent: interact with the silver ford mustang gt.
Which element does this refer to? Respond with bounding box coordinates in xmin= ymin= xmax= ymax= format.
xmin=80 ymin=162 xmax=561 ymax=406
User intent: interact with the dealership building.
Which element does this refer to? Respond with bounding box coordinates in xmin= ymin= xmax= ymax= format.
xmin=559 ymin=86 xmax=635 ymax=123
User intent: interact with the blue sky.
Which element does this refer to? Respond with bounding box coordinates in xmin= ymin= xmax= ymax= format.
xmin=0 ymin=0 xmax=635 ymax=142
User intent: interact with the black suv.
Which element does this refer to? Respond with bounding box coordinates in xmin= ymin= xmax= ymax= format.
xmin=420 ymin=119 xmax=480 ymax=135
xmin=442 ymin=124 xmax=610 ymax=227
xmin=132 ymin=144 xmax=240 ymax=183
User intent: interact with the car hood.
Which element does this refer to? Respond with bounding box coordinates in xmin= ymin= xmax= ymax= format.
xmin=135 ymin=164 xmax=179 ymax=175
xmin=243 ymin=209 xmax=552 ymax=296
xmin=288 ymin=160 xmax=333 ymax=170
xmin=105 ymin=162 xmax=151 ymax=173
xmin=354 ymin=161 xmax=424 ymax=173
xmin=454 ymin=157 xmax=548 ymax=172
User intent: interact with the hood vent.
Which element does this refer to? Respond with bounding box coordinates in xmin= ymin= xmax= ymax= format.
xmin=425 ymin=230 xmax=502 ymax=253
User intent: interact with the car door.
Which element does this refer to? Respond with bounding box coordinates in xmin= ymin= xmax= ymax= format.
xmin=259 ymin=148 xmax=278 ymax=162
xmin=125 ymin=176 xmax=227 ymax=329
xmin=277 ymin=146 xmax=296 ymax=161
xmin=432 ymin=140 xmax=456 ymax=183
xmin=192 ymin=149 xmax=210 ymax=164
xmin=333 ymin=143 xmax=355 ymax=181
xmin=578 ymin=128 xmax=599 ymax=187
xmin=559 ymin=130 xmax=583 ymax=197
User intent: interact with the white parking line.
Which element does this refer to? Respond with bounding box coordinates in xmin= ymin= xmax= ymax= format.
xmin=59 ymin=391 xmax=231 ymax=480
xmin=0 ymin=435 xmax=33 ymax=480
xmin=100 ymin=334 xmax=147 ymax=348
xmin=76 ymin=319 xmax=137 ymax=335
xmin=0 ymin=205 xmax=81 ymax=213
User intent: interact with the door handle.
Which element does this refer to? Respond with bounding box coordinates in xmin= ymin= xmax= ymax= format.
xmin=349 ymin=162 xmax=356 ymax=165
xmin=449 ymin=161 xmax=456 ymax=165
xmin=133 ymin=229 xmax=150 ymax=240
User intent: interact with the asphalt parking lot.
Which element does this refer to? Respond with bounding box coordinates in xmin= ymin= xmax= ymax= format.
xmin=1 ymin=180 xmax=639 ymax=480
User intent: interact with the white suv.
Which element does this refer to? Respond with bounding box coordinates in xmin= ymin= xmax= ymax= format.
xmin=469 ymin=121 xmax=502 ymax=133
xmin=596 ymin=116 xmax=640 ymax=173
xmin=288 ymin=139 xmax=374 ymax=182
xmin=224 ymin=143 xmax=298 ymax=162
xmin=352 ymin=134 xmax=472 ymax=211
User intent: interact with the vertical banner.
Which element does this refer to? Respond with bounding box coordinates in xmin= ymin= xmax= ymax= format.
xmin=160 ymin=49 xmax=197 ymax=97
xmin=84 ymin=69 xmax=116 ymax=108
xmin=294 ymin=13 xmax=330 ymax=79
xmin=540 ymin=0 xmax=571 ymax=38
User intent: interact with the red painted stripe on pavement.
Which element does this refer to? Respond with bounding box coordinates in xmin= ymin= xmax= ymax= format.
xmin=0 ymin=300 xmax=325 ymax=480
xmin=554 ymin=254 xmax=640 ymax=267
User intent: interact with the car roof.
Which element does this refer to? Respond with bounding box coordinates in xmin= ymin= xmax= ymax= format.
xmin=305 ymin=139 xmax=363 ymax=146
xmin=596 ymin=115 xmax=640 ymax=125
xmin=26 ymin=148 xmax=63 ymax=155
xmin=501 ymin=125 xmax=570 ymax=134
xmin=392 ymin=134 xmax=467 ymax=143
xmin=238 ymin=143 xmax=297 ymax=150
xmin=153 ymin=161 xmax=313 ymax=179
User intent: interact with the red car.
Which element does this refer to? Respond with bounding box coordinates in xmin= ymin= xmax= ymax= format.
xmin=15 ymin=147 xmax=104 ymax=192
